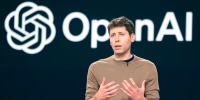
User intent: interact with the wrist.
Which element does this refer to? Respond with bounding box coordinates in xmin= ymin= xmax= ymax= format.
xmin=91 ymin=95 xmax=98 ymax=100
xmin=136 ymin=97 xmax=147 ymax=100
xmin=91 ymin=94 xmax=103 ymax=100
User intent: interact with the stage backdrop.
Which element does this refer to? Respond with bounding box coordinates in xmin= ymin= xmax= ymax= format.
xmin=0 ymin=0 xmax=199 ymax=100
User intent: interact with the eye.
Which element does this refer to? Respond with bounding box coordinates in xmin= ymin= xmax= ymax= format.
xmin=110 ymin=34 xmax=115 ymax=37
xmin=120 ymin=33 xmax=125 ymax=36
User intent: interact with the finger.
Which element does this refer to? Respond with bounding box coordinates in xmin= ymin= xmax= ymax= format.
xmin=106 ymin=85 xmax=119 ymax=95
xmin=122 ymin=81 xmax=132 ymax=94
xmin=100 ymin=77 xmax=106 ymax=86
xmin=123 ymin=80 xmax=132 ymax=91
xmin=129 ymin=78 xmax=138 ymax=88
xmin=105 ymin=81 xmax=115 ymax=88
xmin=106 ymin=90 xmax=119 ymax=98
xmin=106 ymin=84 xmax=119 ymax=92
xmin=120 ymin=88 xmax=131 ymax=97
xmin=141 ymin=80 xmax=146 ymax=90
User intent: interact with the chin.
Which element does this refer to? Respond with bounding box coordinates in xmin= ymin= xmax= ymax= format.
xmin=114 ymin=51 xmax=124 ymax=54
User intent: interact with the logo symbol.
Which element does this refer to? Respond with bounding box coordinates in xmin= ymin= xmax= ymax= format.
xmin=5 ymin=2 xmax=56 ymax=54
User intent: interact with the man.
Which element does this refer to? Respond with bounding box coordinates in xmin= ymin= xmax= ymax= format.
xmin=85 ymin=16 xmax=160 ymax=100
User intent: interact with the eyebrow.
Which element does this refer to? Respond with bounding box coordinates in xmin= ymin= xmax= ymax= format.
xmin=111 ymin=32 xmax=123 ymax=34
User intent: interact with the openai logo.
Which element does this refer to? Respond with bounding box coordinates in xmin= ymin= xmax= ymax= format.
xmin=4 ymin=2 xmax=56 ymax=54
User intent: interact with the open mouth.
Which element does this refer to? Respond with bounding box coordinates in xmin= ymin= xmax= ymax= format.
xmin=114 ymin=45 xmax=121 ymax=49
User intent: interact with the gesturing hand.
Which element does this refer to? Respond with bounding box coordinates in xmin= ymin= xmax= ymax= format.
xmin=121 ymin=78 xmax=146 ymax=100
xmin=94 ymin=77 xmax=120 ymax=100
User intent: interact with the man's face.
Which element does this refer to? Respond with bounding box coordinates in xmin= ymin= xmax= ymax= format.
xmin=109 ymin=26 xmax=135 ymax=55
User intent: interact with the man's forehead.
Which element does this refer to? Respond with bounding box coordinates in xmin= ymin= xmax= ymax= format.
xmin=110 ymin=26 xmax=128 ymax=33
xmin=109 ymin=26 xmax=126 ymax=29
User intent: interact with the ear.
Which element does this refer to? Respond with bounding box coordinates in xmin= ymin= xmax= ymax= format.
xmin=131 ymin=33 xmax=135 ymax=42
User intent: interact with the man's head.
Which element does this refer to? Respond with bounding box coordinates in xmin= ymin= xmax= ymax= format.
xmin=108 ymin=16 xmax=134 ymax=35
xmin=108 ymin=16 xmax=135 ymax=56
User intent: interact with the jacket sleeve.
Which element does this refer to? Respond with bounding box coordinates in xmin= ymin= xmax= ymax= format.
xmin=145 ymin=63 xmax=160 ymax=100
xmin=85 ymin=64 xmax=99 ymax=100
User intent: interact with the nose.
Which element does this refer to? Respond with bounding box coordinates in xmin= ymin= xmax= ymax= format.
xmin=115 ymin=35 xmax=119 ymax=42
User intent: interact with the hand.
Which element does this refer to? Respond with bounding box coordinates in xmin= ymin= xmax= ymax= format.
xmin=93 ymin=77 xmax=120 ymax=100
xmin=121 ymin=78 xmax=146 ymax=100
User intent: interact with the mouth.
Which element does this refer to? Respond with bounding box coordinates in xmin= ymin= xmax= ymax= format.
xmin=114 ymin=45 xmax=121 ymax=49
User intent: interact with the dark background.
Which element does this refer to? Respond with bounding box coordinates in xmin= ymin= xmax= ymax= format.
xmin=0 ymin=0 xmax=199 ymax=100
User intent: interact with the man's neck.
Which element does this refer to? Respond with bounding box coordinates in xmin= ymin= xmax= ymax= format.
xmin=113 ymin=53 xmax=132 ymax=61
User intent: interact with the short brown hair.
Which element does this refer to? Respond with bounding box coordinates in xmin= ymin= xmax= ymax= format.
xmin=107 ymin=16 xmax=134 ymax=35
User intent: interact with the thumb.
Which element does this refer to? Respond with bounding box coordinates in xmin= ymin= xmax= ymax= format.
xmin=100 ymin=77 xmax=106 ymax=86
xmin=141 ymin=80 xmax=146 ymax=90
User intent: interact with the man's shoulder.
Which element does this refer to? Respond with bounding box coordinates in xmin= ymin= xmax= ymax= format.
xmin=90 ymin=56 xmax=113 ymax=66
xmin=87 ymin=56 xmax=113 ymax=71
xmin=134 ymin=55 xmax=156 ymax=67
